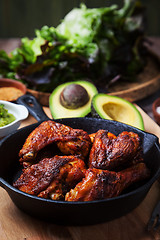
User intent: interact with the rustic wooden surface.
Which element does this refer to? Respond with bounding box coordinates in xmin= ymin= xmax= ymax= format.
xmin=27 ymin=64 xmax=160 ymax=106
xmin=0 ymin=106 xmax=160 ymax=240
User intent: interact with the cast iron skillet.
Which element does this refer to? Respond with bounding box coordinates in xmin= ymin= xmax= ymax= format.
xmin=0 ymin=94 xmax=160 ymax=225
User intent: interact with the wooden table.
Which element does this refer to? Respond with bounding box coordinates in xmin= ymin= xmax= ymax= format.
xmin=0 ymin=106 xmax=160 ymax=240
xmin=1 ymin=39 xmax=160 ymax=239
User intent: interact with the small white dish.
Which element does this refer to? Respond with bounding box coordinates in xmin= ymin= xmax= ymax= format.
xmin=0 ymin=100 xmax=29 ymax=138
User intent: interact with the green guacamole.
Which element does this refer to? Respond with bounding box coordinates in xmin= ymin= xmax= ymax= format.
xmin=0 ymin=104 xmax=16 ymax=127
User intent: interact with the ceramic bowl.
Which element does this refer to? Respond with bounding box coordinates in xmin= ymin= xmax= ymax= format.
xmin=152 ymin=97 xmax=160 ymax=125
xmin=0 ymin=78 xmax=27 ymax=101
xmin=0 ymin=100 xmax=29 ymax=138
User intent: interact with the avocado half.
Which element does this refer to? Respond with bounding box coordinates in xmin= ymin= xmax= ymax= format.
xmin=49 ymin=81 xmax=98 ymax=119
xmin=91 ymin=94 xmax=144 ymax=130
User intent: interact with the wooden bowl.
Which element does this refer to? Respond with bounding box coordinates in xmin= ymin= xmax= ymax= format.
xmin=27 ymin=56 xmax=160 ymax=107
xmin=0 ymin=78 xmax=27 ymax=101
xmin=152 ymin=97 xmax=160 ymax=125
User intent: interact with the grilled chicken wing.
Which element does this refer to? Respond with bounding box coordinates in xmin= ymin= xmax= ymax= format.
xmin=89 ymin=130 xmax=143 ymax=170
xmin=65 ymin=163 xmax=150 ymax=201
xmin=14 ymin=120 xmax=149 ymax=203
xmin=13 ymin=155 xmax=86 ymax=200
xmin=19 ymin=120 xmax=91 ymax=166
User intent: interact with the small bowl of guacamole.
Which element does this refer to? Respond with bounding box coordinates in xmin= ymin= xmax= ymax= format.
xmin=0 ymin=100 xmax=28 ymax=138
xmin=0 ymin=104 xmax=16 ymax=127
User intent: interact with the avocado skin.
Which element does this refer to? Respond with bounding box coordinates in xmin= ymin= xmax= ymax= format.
xmin=49 ymin=80 xmax=98 ymax=119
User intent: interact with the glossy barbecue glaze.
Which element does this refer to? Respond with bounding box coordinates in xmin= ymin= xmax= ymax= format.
xmin=89 ymin=130 xmax=143 ymax=170
xmin=14 ymin=155 xmax=86 ymax=200
xmin=19 ymin=120 xmax=91 ymax=165
xmin=14 ymin=118 xmax=149 ymax=203
xmin=65 ymin=163 xmax=150 ymax=201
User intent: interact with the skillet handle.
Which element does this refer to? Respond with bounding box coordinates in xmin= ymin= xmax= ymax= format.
xmin=16 ymin=94 xmax=50 ymax=122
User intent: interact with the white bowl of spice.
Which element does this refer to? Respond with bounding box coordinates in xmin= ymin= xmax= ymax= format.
xmin=0 ymin=100 xmax=29 ymax=138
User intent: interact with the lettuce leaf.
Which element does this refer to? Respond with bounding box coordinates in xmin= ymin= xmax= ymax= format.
xmin=0 ymin=0 xmax=146 ymax=92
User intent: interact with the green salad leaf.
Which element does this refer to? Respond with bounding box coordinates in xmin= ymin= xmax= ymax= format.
xmin=0 ymin=0 xmax=146 ymax=92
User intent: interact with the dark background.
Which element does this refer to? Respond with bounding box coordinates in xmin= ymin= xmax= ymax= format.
xmin=0 ymin=0 xmax=160 ymax=39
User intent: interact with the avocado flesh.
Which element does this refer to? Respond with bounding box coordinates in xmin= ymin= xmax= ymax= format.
xmin=103 ymin=103 xmax=135 ymax=122
xmin=92 ymin=94 xmax=144 ymax=130
xmin=49 ymin=81 xmax=98 ymax=119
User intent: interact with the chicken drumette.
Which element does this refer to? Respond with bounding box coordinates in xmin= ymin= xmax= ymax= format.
xmin=65 ymin=163 xmax=150 ymax=202
xmin=19 ymin=120 xmax=91 ymax=166
xmin=13 ymin=119 xmax=149 ymax=203
xmin=89 ymin=130 xmax=143 ymax=170
xmin=13 ymin=155 xmax=86 ymax=200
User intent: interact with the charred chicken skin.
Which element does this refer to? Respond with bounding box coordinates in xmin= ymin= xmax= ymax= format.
xmin=89 ymin=130 xmax=143 ymax=170
xmin=13 ymin=155 xmax=86 ymax=200
xmin=19 ymin=120 xmax=91 ymax=166
xmin=65 ymin=163 xmax=150 ymax=202
xmin=13 ymin=121 xmax=150 ymax=202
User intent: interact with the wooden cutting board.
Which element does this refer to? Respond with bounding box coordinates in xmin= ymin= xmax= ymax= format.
xmin=27 ymin=65 xmax=160 ymax=107
xmin=0 ymin=107 xmax=160 ymax=240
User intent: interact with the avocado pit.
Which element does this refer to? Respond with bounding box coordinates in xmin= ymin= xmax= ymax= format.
xmin=60 ymin=84 xmax=89 ymax=109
